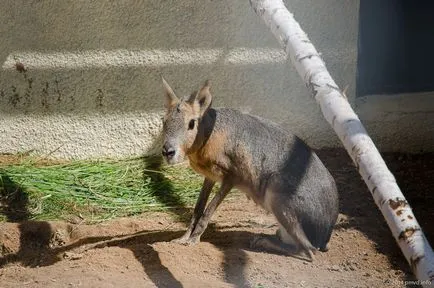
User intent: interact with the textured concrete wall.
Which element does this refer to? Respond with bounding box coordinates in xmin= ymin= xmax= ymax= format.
xmin=0 ymin=0 xmax=432 ymax=159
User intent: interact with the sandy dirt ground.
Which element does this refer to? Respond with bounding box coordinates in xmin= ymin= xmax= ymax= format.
xmin=1 ymin=149 xmax=433 ymax=287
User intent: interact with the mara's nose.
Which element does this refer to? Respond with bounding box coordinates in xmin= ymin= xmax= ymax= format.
xmin=162 ymin=143 xmax=176 ymax=159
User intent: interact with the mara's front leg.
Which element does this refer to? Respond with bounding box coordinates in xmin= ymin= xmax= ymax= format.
xmin=172 ymin=179 xmax=233 ymax=245
xmin=171 ymin=178 xmax=215 ymax=244
xmin=185 ymin=180 xmax=233 ymax=245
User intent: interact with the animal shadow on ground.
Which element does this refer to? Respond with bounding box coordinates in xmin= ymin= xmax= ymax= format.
xmin=0 ymin=173 xmax=56 ymax=267
xmin=0 ymin=219 xmax=257 ymax=288
xmin=141 ymin=155 xmax=190 ymax=224
xmin=140 ymin=154 xmax=258 ymax=287
xmin=0 ymin=166 xmax=187 ymax=287
xmin=0 ymin=174 xmax=30 ymax=221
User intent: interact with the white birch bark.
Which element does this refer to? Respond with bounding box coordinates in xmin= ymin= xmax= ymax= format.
xmin=250 ymin=0 xmax=434 ymax=285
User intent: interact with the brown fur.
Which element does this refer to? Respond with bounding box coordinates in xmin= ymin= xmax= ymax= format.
xmin=188 ymin=130 xmax=229 ymax=183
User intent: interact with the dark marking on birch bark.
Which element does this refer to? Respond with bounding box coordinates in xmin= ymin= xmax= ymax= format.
xmin=326 ymin=83 xmax=340 ymax=92
xmin=410 ymin=255 xmax=424 ymax=273
xmin=389 ymin=198 xmax=408 ymax=210
xmin=306 ymin=73 xmax=320 ymax=98
xmin=352 ymin=154 xmax=360 ymax=170
xmin=398 ymin=227 xmax=420 ymax=241
xmin=351 ymin=144 xmax=357 ymax=153
xmin=297 ymin=54 xmax=318 ymax=61
xmin=372 ymin=186 xmax=377 ymax=194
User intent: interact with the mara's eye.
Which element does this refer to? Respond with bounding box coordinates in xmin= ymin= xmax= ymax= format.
xmin=188 ymin=119 xmax=195 ymax=130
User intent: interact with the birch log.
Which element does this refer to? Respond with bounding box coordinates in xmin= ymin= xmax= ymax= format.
xmin=250 ymin=0 xmax=434 ymax=285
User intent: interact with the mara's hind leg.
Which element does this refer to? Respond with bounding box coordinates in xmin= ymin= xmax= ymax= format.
xmin=274 ymin=207 xmax=317 ymax=262
xmin=250 ymin=233 xmax=302 ymax=260
xmin=251 ymin=191 xmax=317 ymax=261
xmin=276 ymin=224 xmax=316 ymax=261
xmin=250 ymin=224 xmax=315 ymax=262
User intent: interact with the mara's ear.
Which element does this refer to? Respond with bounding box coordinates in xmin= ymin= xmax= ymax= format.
xmin=161 ymin=76 xmax=179 ymax=109
xmin=187 ymin=80 xmax=212 ymax=117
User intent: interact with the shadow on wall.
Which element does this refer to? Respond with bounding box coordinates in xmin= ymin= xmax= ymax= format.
xmin=0 ymin=0 xmax=292 ymax=115
xmin=0 ymin=53 xmax=290 ymax=115
xmin=0 ymin=2 xmax=279 ymax=52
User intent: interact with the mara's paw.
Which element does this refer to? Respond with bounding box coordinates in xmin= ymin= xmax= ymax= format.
xmin=249 ymin=235 xmax=266 ymax=250
xmin=171 ymin=236 xmax=200 ymax=246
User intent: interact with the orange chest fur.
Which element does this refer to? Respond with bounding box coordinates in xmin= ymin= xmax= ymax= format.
xmin=188 ymin=145 xmax=227 ymax=183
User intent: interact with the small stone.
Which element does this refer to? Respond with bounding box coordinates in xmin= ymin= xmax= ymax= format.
xmin=63 ymin=251 xmax=83 ymax=260
xmin=328 ymin=265 xmax=341 ymax=272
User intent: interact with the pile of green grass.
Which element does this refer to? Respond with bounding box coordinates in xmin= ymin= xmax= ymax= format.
xmin=0 ymin=156 xmax=206 ymax=222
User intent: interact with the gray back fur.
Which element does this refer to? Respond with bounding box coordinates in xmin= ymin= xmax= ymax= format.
xmin=194 ymin=107 xmax=339 ymax=249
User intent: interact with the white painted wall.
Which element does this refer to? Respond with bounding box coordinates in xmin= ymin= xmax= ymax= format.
xmin=0 ymin=0 xmax=432 ymax=159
